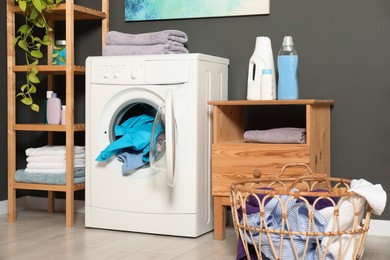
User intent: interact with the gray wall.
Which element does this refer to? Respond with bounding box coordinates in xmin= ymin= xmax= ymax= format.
xmin=1 ymin=0 xmax=389 ymax=220
xmin=1 ymin=1 xmax=7 ymax=202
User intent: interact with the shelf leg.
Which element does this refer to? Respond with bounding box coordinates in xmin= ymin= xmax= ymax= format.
xmin=65 ymin=190 xmax=74 ymax=228
xmin=213 ymin=196 xmax=226 ymax=240
xmin=7 ymin=186 xmax=16 ymax=222
xmin=48 ymin=191 xmax=55 ymax=213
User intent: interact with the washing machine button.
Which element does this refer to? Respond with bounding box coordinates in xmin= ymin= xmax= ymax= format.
xmin=114 ymin=72 xmax=120 ymax=79
xmin=131 ymin=69 xmax=138 ymax=80
xmin=103 ymin=72 xmax=110 ymax=79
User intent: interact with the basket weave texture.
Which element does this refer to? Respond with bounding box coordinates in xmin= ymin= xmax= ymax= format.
xmin=230 ymin=164 xmax=371 ymax=260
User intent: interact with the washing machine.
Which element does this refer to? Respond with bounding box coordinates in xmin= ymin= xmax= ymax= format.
xmin=85 ymin=53 xmax=229 ymax=237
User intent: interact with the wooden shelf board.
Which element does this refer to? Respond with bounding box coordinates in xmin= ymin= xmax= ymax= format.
xmin=209 ymin=99 xmax=334 ymax=106
xmin=13 ymin=124 xmax=85 ymax=132
xmin=13 ymin=182 xmax=85 ymax=192
xmin=13 ymin=65 xmax=85 ymax=75
xmin=11 ymin=4 xmax=106 ymax=20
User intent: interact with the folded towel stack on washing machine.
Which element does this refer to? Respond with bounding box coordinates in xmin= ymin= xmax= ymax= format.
xmin=103 ymin=30 xmax=189 ymax=56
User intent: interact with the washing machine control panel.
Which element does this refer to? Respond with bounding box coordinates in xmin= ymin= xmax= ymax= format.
xmin=87 ymin=57 xmax=189 ymax=85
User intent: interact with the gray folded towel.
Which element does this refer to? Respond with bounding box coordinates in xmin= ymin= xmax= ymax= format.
xmin=103 ymin=44 xmax=189 ymax=56
xmin=244 ymin=127 xmax=306 ymax=144
xmin=105 ymin=30 xmax=188 ymax=46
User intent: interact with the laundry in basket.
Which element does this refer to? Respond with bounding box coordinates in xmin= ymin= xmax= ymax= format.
xmin=230 ymin=163 xmax=386 ymax=260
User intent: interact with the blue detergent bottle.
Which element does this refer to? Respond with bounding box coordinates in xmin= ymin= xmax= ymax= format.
xmin=277 ymin=36 xmax=298 ymax=100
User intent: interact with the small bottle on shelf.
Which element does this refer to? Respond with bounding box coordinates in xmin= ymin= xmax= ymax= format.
xmin=53 ymin=40 xmax=66 ymax=65
xmin=61 ymin=105 xmax=66 ymax=125
xmin=46 ymin=92 xmax=62 ymax=125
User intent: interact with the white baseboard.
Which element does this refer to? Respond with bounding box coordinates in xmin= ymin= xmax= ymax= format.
xmin=0 ymin=196 xmax=85 ymax=215
xmin=367 ymin=219 xmax=390 ymax=237
xmin=1 ymin=198 xmax=389 ymax=237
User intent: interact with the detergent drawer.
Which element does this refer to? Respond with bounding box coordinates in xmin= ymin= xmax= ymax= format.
xmin=86 ymin=56 xmax=189 ymax=85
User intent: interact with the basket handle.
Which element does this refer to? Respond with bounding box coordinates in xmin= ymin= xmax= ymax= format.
xmin=278 ymin=163 xmax=314 ymax=177
xmin=288 ymin=175 xmax=332 ymax=191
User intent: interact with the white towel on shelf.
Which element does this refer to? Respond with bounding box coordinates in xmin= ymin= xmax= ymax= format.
xmin=26 ymin=154 xmax=85 ymax=163
xmin=25 ymin=145 xmax=85 ymax=157
xmin=24 ymin=167 xmax=84 ymax=175
xmin=26 ymin=160 xmax=85 ymax=169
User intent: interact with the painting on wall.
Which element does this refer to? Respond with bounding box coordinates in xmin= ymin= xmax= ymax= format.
xmin=125 ymin=0 xmax=270 ymax=21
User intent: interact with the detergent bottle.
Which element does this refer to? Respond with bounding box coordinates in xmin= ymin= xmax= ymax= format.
xmin=247 ymin=36 xmax=276 ymax=100
xmin=277 ymin=36 xmax=299 ymax=99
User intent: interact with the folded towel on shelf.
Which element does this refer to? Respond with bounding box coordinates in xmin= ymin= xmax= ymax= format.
xmin=24 ymin=167 xmax=85 ymax=175
xmin=105 ymin=30 xmax=188 ymax=46
xmin=26 ymin=160 xmax=85 ymax=169
xmin=103 ymin=44 xmax=189 ymax=56
xmin=15 ymin=169 xmax=85 ymax=185
xmin=244 ymin=127 xmax=306 ymax=144
xmin=26 ymin=154 xmax=85 ymax=163
xmin=26 ymin=145 xmax=85 ymax=157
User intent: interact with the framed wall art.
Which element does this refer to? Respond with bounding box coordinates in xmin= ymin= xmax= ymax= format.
xmin=125 ymin=0 xmax=270 ymax=21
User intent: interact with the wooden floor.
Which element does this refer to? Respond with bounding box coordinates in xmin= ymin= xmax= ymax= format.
xmin=1 ymin=210 xmax=390 ymax=259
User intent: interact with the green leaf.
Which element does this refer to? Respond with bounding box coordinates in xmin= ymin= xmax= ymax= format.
xmin=31 ymin=103 xmax=40 ymax=112
xmin=17 ymin=24 xmax=29 ymax=35
xmin=29 ymin=7 xmax=39 ymax=20
xmin=21 ymin=97 xmax=33 ymax=105
xmin=32 ymin=0 xmax=42 ymax=12
xmin=18 ymin=0 xmax=27 ymax=13
xmin=34 ymin=16 xmax=45 ymax=28
xmin=20 ymin=84 xmax=29 ymax=92
xmin=13 ymin=36 xmax=21 ymax=46
xmin=30 ymin=66 xmax=38 ymax=74
xmin=30 ymin=60 xmax=39 ymax=66
xmin=31 ymin=50 xmax=43 ymax=58
xmin=17 ymin=40 xmax=28 ymax=52
xmin=28 ymin=73 xmax=40 ymax=83
xmin=27 ymin=85 xmax=37 ymax=94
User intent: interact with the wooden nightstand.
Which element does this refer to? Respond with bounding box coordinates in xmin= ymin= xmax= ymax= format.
xmin=208 ymin=99 xmax=334 ymax=240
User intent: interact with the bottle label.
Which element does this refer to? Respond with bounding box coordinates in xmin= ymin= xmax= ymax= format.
xmin=277 ymin=55 xmax=298 ymax=100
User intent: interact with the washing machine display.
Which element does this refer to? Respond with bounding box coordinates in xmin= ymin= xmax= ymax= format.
xmin=85 ymin=54 xmax=228 ymax=237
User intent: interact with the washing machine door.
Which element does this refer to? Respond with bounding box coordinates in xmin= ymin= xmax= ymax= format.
xmin=150 ymin=91 xmax=176 ymax=186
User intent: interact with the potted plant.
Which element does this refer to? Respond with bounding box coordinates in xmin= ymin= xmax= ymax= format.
xmin=13 ymin=0 xmax=63 ymax=112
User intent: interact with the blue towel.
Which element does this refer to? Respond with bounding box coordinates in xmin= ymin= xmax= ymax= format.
xmin=96 ymin=114 xmax=164 ymax=163
xmin=117 ymin=151 xmax=146 ymax=174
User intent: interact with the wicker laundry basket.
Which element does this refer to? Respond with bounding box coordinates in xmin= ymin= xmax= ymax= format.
xmin=230 ymin=163 xmax=371 ymax=260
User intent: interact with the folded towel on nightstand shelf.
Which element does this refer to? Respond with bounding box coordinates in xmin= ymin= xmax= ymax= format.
xmin=244 ymin=127 xmax=306 ymax=144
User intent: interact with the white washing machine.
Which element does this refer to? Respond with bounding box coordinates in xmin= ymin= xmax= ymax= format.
xmin=85 ymin=53 xmax=228 ymax=237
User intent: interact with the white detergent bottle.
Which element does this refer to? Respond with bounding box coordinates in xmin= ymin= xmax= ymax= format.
xmin=247 ymin=36 xmax=276 ymax=100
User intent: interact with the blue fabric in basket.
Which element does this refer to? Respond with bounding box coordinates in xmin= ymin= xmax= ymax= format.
xmin=15 ymin=169 xmax=85 ymax=185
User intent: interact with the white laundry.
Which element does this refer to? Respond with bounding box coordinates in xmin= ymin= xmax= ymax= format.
xmin=25 ymin=145 xmax=85 ymax=157
xmin=348 ymin=178 xmax=387 ymax=215
xmin=26 ymin=160 xmax=85 ymax=169
xmin=319 ymin=178 xmax=386 ymax=259
xmin=24 ymin=167 xmax=85 ymax=174
xmin=26 ymin=154 xmax=85 ymax=163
